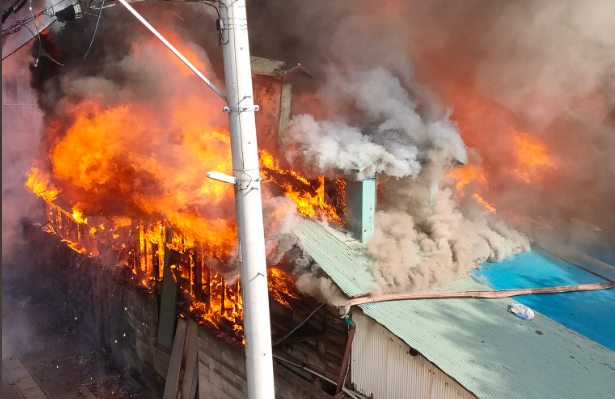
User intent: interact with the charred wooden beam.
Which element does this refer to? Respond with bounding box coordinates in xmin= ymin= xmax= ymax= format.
xmin=205 ymin=265 xmax=211 ymax=312
xmin=194 ymin=247 xmax=203 ymax=301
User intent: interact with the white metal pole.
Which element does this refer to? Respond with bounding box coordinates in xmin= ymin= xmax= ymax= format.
xmin=219 ymin=1 xmax=276 ymax=398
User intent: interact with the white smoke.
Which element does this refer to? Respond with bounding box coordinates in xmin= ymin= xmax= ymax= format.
xmin=368 ymin=167 xmax=530 ymax=294
xmin=285 ymin=114 xmax=419 ymax=180
xmin=284 ymin=67 xmax=466 ymax=182
xmin=281 ymin=65 xmax=526 ymax=297
xmin=262 ymin=196 xmax=299 ymax=265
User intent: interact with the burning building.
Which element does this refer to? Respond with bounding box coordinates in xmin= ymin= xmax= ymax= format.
xmin=3 ymin=1 xmax=615 ymax=399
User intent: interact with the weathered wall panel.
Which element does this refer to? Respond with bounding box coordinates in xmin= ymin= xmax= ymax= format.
xmin=350 ymin=310 xmax=476 ymax=399
xmin=198 ymin=324 xmax=333 ymax=399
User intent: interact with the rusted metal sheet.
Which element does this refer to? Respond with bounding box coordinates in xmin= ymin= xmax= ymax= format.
xmin=350 ymin=311 xmax=476 ymax=399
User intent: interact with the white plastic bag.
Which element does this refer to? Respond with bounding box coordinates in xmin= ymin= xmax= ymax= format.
xmin=508 ymin=304 xmax=535 ymax=320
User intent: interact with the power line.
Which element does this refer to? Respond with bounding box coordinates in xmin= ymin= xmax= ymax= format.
xmin=82 ymin=0 xmax=105 ymax=59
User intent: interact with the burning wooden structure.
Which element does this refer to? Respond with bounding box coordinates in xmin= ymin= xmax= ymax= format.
xmin=22 ymin=56 xmax=352 ymax=395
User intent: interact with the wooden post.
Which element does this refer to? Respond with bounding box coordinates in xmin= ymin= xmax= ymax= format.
xmin=205 ymin=265 xmax=211 ymax=312
xmin=336 ymin=320 xmax=356 ymax=394
xmin=157 ymin=227 xmax=178 ymax=351
xmin=194 ymin=246 xmax=203 ymax=301
xmin=220 ymin=277 xmax=226 ymax=317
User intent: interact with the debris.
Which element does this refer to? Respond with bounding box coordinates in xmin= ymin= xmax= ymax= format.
xmin=508 ymin=304 xmax=535 ymax=320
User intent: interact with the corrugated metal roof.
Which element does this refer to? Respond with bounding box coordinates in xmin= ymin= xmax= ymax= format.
xmin=291 ymin=220 xmax=615 ymax=398
xmin=474 ymin=249 xmax=615 ymax=351
xmin=359 ymin=278 xmax=615 ymax=399
xmin=292 ymin=218 xmax=375 ymax=297
xmin=351 ymin=310 xmax=477 ymax=399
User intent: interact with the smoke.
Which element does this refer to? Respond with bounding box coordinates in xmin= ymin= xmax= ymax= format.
xmin=18 ymin=0 xmax=613 ymax=300
xmin=2 ymin=43 xmax=44 ymax=260
xmin=387 ymin=0 xmax=615 ymax=243
xmin=368 ymin=167 xmax=530 ymax=294
xmin=262 ymin=196 xmax=299 ymax=265
xmin=284 ymin=67 xmax=466 ymax=181
xmin=246 ymin=0 xmax=614 ymax=295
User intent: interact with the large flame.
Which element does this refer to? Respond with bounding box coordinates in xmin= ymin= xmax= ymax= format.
xmin=22 ymin=26 xmax=325 ymax=341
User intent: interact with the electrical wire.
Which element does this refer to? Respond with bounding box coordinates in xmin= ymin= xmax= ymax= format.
xmin=201 ymin=0 xmax=220 ymax=19
xmin=2 ymin=4 xmax=47 ymax=36
xmin=2 ymin=0 xmax=28 ymax=24
xmin=28 ymin=0 xmax=44 ymax=66
xmin=273 ymin=303 xmax=324 ymax=346
xmin=82 ymin=0 xmax=104 ymax=59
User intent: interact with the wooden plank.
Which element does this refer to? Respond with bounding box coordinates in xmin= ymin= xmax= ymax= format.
xmin=325 ymin=332 xmax=349 ymax=347
xmin=157 ymin=227 xmax=178 ymax=350
xmin=181 ymin=319 xmax=199 ymax=399
xmin=277 ymin=82 xmax=293 ymax=140
xmin=189 ymin=366 xmax=199 ymax=399
xmin=163 ymin=318 xmax=187 ymax=399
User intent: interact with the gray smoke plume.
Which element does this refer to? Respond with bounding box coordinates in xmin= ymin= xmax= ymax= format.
xmin=249 ymin=0 xmax=615 ymax=242
xmin=247 ymin=0 xmax=614 ymax=297
xmin=2 ymin=43 xmax=44 ymax=260
xmin=20 ymin=0 xmax=612 ymax=301
xmin=284 ymin=67 xmax=466 ymax=181
xmin=368 ymin=164 xmax=530 ymax=294
xmin=248 ymin=2 xmax=528 ymax=295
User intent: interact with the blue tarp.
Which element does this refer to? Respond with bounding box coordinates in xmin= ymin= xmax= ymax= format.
xmin=475 ymin=249 xmax=615 ymax=351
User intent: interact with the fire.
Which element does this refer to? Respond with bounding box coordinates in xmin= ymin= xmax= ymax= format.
xmin=259 ymin=150 xmax=344 ymax=224
xmin=21 ymin=26 xmax=323 ymax=343
xmin=267 ymin=268 xmax=300 ymax=309
xmin=447 ymin=164 xmax=497 ymax=213
xmin=513 ymin=131 xmax=554 ymax=183
xmin=25 ymin=166 xmax=59 ymax=202
xmin=472 ymin=193 xmax=496 ymax=213
xmin=447 ymin=164 xmax=488 ymax=194
xmin=72 ymin=206 xmax=88 ymax=224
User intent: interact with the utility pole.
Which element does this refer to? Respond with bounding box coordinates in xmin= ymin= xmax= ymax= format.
xmin=117 ymin=0 xmax=275 ymax=396
xmin=218 ymin=1 xmax=276 ymax=398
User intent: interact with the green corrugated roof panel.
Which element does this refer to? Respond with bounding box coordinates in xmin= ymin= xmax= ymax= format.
xmin=292 ymin=218 xmax=375 ymax=297
xmin=293 ymin=218 xmax=615 ymax=398
xmin=358 ymin=278 xmax=615 ymax=399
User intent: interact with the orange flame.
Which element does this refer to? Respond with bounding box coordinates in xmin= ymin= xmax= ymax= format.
xmin=447 ymin=164 xmax=497 ymax=213
xmin=472 ymin=193 xmax=496 ymax=213
xmin=23 ymin=28 xmax=317 ymax=342
xmin=25 ymin=166 xmax=60 ymax=202
xmin=260 ymin=150 xmax=344 ymax=224
xmin=447 ymin=164 xmax=487 ymax=194
xmin=513 ymin=131 xmax=554 ymax=183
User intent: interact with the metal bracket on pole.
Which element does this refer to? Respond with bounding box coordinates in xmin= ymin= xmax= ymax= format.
xmin=206 ymin=171 xmax=237 ymax=185
xmin=235 ymin=176 xmax=262 ymax=192
xmin=222 ymin=105 xmax=260 ymax=113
